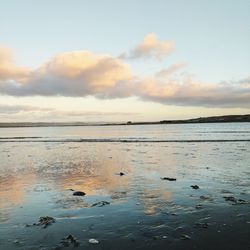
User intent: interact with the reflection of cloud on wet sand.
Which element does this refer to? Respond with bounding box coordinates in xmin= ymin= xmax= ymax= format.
xmin=0 ymin=173 xmax=37 ymax=222
xmin=0 ymin=173 xmax=37 ymax=208
xmin=58 ymin=159 xmax=132 ymax=195
xmin=50 ymin=165 xmax=133 ymax=210
xmin=0 ymin=143 xmax=178 ymax=216
xmin=138 ymin=189 xmax=173 ymax=216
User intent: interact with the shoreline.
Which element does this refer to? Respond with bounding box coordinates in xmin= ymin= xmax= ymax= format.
xmin=0 ymin=136 xmax=249 ymax=250
xmin=0 ymin=114 xmax=250 ymax=128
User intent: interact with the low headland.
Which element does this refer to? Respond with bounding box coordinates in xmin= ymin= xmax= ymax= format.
xmin=0 ymin=114 xmax=249 ymax=128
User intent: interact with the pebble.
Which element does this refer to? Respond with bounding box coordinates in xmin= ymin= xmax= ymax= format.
xmin=37 ymin=216 xmax=55 ymax=228
xmin=91 ymin=201 xmax=110 ymax=207
xmin=89 ymin=238 xmax=99 ymax=244
xmin=191 ymin=185 xmax=199 ymax=189
xmin=161 ymin=177 xmax=177 ymax=181
xmin=180 ymin=234 xmax=191 ymax=240
xmin=73 ymin=191 xmax=86 ymax=196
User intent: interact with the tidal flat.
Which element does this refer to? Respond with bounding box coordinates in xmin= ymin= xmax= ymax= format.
xmin=0 ymin=124 xmax=249 ymax=250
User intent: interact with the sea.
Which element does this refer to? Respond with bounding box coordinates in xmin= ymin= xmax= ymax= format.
xmin=0 ymin=123 xmax=249 ymax=249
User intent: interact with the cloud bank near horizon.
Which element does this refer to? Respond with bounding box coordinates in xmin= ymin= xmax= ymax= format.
xmin=0 ymin=34 xmax=250 ymax=109
xmin=0 ymin=104 xmax=138 ymax=119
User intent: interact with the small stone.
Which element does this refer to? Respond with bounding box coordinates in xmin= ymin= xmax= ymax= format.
xmin=38 ymin=216 xmax=55 ymax=228
xmin=66 ymin=234 xmax=75 ymax=241
xmin=191 ymin=185 xmax=199 ymax=189
xmin=223 ymin=196 xmax=237 ymax=202
xmin=180 ymin=234 xmax=191 ymax=240
xmin=91 ymin=201 xmax=110 ymax=207
xmin=89 ymin=238 xmax=99 ymax=244
xmin=61 ymin=234 xmax=80 ymax=247
xmin=238 ymin=199 xmax=248 ymax=204
xmin=73 ymin=191 xmax=86 ymax=196
xmin=119 ymin=172 xmax=125 ymax=176
xmin=161 ymin=177 xmax=177 ymax=181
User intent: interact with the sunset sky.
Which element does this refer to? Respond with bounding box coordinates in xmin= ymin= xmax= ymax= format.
xmin=0 ymin=0 xmax=249 ymax=122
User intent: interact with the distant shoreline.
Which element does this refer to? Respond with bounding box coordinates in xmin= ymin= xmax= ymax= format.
xmin=0 ymin=114 xmax=249 ymax=128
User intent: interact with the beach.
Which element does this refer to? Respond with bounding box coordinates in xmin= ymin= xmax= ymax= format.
xmin=0 ymin=123 xmax=249 ymax=250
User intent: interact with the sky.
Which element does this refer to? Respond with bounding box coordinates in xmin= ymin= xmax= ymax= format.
xmin=0 ymin=0 xmax=249 ymax=122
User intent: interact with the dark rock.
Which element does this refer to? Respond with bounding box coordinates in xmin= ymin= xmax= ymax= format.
xmin=119 ymin=172 xmax=125 ymax=176
xmin=35 ymin=216 xmax=55 ymax=228
xmin=223 ymin=196 xmax=237 ymax=202
xmin=73 ymin=191 xmax=86 ymax=196
xmin=180 ymin=234 xmax=191 ymax=240
xmin=191 ymin=185 xmax=199 ymax=189
xmin=237 ymin=199 xmax=248 ymax=204
xmin=161 ymin=177 xmax=177 ymax=181
xmin=61 ymin=234 xmax=80 ymax=247
xmin=91 ymin=201 xmax=110 ymax=207
xmin=224 ymin=196 xmax=249 ymax=205
xmin=200 ymin=195 xmax=212 ymax=201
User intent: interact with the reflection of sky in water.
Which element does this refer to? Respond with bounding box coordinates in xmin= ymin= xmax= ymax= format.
xmin=0 ymin=123 xmax=250 ymax=141
xmin=0 ymin=130 xmax=249 ymax=249
xmin=0 ymin=141 xmax=249 ymax=216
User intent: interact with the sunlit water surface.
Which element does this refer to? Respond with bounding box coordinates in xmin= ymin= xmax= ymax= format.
xmin=0 ymin=123 xmax=249 ymax=249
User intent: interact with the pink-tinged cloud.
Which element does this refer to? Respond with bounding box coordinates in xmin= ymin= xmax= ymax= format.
xmin=0 ymin=47 xmax=30 ymax=82
xmin=0 ymin=45 xmax=249 ymax=108
xmin=137 ymin=76 xmax=250 ymax=107
xmin=156 ymin=62 xmax=188 ymax=78
xmin=121 ymin=33 xmax=175 ymax=60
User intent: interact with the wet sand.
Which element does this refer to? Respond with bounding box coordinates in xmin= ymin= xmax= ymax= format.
xmin=0 ymin=138 xmax=249 ymax=250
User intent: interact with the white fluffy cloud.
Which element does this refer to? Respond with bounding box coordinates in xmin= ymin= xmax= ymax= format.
xmin=0 ymin=50 xmax=132 ymax=96
xmin=137 ymin=76 xmax=250 ymax=107
xmin=0 ymin=47 xmax=30 ymax=82
xmin=121 ymin=33 xmax=175 ymax=60
xmin=0 ymin=42 xmax=249 ymax=108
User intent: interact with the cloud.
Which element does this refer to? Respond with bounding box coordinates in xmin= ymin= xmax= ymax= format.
xmin=120 ymin=33 xmax=175 ymax=60
xmin=137 ymin=76 xmax=250 ymax=108
xmin=0 ymin=105 xmax=53 ymax=114
xmin=0 ymin=47 xmax=30 ymax=82
xmin=156 ymin=62 xmax=188 ymax=78
xmin=51 ymin=110 xmax=139 ymax=117
xmin=0 ymin=50 xmax=132 ymax=97
xmin=0 ymin=104 xmax=138 ymax=117
xmin=0 ymin=43 xmax=249 ymax=108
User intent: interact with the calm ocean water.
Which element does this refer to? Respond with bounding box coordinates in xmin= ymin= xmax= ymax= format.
xmin=0 ymin=123 xmax=249 ymax=250
xmin=0 ymin=122 xmax=250 ymax=141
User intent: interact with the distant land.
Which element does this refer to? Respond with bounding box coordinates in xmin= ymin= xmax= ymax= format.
xmin=0 ymin=114 xmax=249 ymax=128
